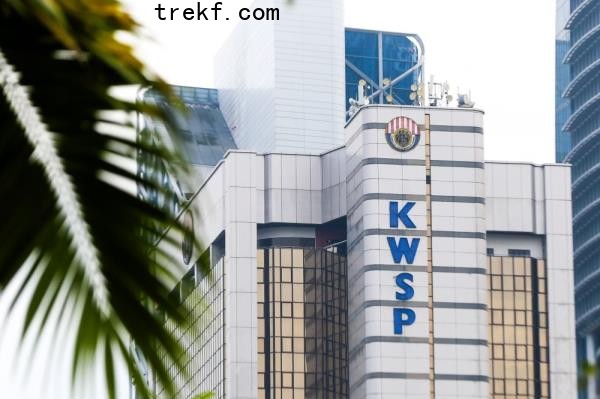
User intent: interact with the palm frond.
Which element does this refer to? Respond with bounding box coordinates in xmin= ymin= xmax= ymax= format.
xmin=0 ymin=48 xmax=109 ymax=316
xmin=0 ymin=1 xmax=203 ymax=398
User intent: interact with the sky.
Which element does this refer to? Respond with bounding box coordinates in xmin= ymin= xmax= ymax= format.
xmin=125 ymin=0 xmax=557 ymax=164
xmin=0 ymin=1 xmax=557 ymax=398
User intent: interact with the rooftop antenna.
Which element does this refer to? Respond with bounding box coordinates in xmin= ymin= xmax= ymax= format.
xmin=443 ymin=82 xmax=453 ymax=105
xmin=427 ymin=76 xmax=454 ymax=107
xmin=357 ymin=79 xmax=368 ymax=105
xmin=348 ymin=79 xmax=371 ymax=117
xmin=457 ymin=88 xmax=475 ymax=108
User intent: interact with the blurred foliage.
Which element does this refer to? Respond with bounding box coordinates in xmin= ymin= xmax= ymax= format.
xmin=0 ymin=1 xmax=208 ymax=398
xmin=578 ymin=360 xmax=599 ymax=392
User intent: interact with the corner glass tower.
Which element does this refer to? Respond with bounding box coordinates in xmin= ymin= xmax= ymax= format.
xmin=344 ymin=28 xmax=424 ymax=120
xmin=555 ymin=0 xmax=572 ymax=162
xmin=137 ymin=86 xmax=237 ymax=218
xmin=561 ymin=1 xmax=600 ymax=397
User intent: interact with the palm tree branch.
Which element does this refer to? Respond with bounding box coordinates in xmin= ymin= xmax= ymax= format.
xmin=0 ymin=3 xmax=201 ymax=398
xmin=0 ymin=48 xmax=110 ymax=316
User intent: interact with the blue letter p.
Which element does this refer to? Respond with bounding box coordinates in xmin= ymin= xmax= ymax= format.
xmin=393 ymin=308 xmax=416 ymax=335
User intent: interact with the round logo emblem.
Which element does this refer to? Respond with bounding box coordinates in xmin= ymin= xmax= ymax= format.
xmin=385 ymin=116 xmax=421 ymax=152
xmin=181 ymin=210 xmax=194 ymax=265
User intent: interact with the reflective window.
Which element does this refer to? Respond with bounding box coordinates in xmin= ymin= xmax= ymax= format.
xmin=345 ymin=29 xmax=420 ymax=119
xmin=137 ymin=87 xmax=238 ymax=239
xmin=258 ymin=244 xmax=348 ymax=398
xmin=155 ymin=257 xmax=225 ymax=399
xmin=488 ymin=256 xmax=549 ymax=399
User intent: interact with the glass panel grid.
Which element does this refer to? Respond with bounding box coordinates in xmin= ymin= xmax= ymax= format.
xmin=488 ymin=256 xmax=550 ymax=399
xmin=155 ymin=258 xmax=225 ymax=399
xmin=258 ymin=245 xmax=348 ymax=399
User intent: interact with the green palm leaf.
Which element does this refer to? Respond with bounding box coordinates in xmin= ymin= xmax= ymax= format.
xmin=0 ymin=1 xmax=201 ymax=398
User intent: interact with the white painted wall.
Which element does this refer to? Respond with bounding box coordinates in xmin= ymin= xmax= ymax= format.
xmin=215 ymin=0 xmax=345 ymax=154
xmin=486 ymin=232 xmax=545 ymax=258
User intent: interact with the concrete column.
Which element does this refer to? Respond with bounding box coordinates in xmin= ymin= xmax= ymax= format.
xmin=222 ymin=152 xmax=259 ymax=399
xmin=345 ymin=107 xmax=430 ymax=399
xmin=543 ymin=164 xmax=577 ymax=398
xmin=344 ymin=105 xmax=487 ymax=398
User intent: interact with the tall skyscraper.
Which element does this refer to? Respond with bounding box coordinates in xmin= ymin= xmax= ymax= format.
xmin=215 ymin=0 xmax=345 ymax=154
xmin=555 ymin=0 xmax=572 ymax=162
xmin=559 ymin=0 xmax=600 ymax=398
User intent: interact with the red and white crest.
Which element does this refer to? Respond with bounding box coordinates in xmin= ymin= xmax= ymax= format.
xmin=385 ymin=116 xmax=421 ymax=152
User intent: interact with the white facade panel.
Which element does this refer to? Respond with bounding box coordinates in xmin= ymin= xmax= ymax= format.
xmin=345 ymin=106 xmax=488 ymax=399
xmin=215 ymin=0 xmax=344 ymax=154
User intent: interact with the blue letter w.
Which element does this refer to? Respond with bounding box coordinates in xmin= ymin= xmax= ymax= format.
xmin=387 ymin=237 xmax=420 ymax=264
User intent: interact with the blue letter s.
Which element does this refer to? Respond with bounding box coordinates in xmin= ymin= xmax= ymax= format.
xmin=395 ymin=272 xmax=414 ymax=300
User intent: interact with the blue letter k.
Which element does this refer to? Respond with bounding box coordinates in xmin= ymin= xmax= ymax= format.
xmin=389 ymin=201 xmax=416 ymax=228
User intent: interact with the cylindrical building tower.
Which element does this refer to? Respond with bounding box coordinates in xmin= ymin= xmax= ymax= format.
xmin=562 ymin=1 xmax=600 ymax=397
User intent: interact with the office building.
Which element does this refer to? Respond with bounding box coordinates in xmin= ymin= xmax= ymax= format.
xmin=135 ymin=1 xmax=578 ymax=398
xmin=560 ymin=1 xmax=600 ymax=397
xmin=214 ymin=0 xmax=345 ymax=154
xmin=555 ymin=0 xmax=572 ymax=162
xmin=141 ymin=103 xmax=577 ymax=399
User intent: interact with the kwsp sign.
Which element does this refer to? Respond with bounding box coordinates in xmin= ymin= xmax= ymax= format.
xmin=387 ymin=201 xmax=419 ymax=335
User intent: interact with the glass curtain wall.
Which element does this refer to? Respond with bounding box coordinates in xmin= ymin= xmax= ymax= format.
xmin=345 ymin=29 xmax=420 ymax=119
xmin=488 ymin=256 xmax=550 ymax=399
xmin=257 ymin=244 xmax=348 ymax=399
xmin=562 ymin=3 xmax=600 ymax=396
xmin=555 ymin=0 xmax=572 ymax=162
xmin=153 ymin=258 xmax=225 ymax=399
